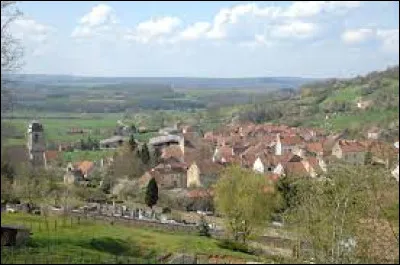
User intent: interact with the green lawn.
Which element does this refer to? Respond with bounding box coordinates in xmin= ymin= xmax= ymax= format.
xmin=63 ymin=150 xmax=116 ymax=163
xmin=1 ymin=213 xmax=260 ymax=264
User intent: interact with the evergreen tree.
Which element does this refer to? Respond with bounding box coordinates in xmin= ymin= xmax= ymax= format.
xmin=145 ymin=177 xmax=158 ymax=209
xmin=129 ymin=134 xmax=137 ymax=151
xmin=141 ymin=143 xmax=151 ymax=165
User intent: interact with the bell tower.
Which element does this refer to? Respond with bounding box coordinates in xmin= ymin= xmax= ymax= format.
xmin=27 ymin=120 xmax=46 ymax=167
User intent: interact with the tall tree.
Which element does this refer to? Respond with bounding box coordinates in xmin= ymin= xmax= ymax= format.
xmin=145 ymin=177 xmax=158 ymax=209
xmin=141 ymin=143 xmax=151 ymax=165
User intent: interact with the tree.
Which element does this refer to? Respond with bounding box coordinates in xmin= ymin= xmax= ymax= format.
xmin=285 ymin=164 xmax=399 ymax=263
xmin=128 ymin=134 xmax=137 ymax=151
xmin=141 ymin=143 xmax=151 ymax=165
xmin=1 ymin=1 xmax=23 ymax=116
xmin=145 ymin=177 xmax=158 ymax=209
xmin=214 ymin=165 xmax=280 ymax=244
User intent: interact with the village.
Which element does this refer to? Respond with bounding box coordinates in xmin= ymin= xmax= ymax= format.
xmin=10 ymin=118 xmax=397 ymax=223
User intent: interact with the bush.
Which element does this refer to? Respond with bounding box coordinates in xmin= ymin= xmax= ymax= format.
xmin=217 ymin=239 xmax=253 ymax=254
xmin=161 ymin=207 xmax=171 ymax=214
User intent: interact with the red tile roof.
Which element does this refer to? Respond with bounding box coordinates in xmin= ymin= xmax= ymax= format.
xmin=45 ymin=150 xmax=59 ymax=161
xmin=280 ymin=135 xmax=303 ymax=145
xmin=75 ymin=161 xmax=94 ymax=176
xmin=338 ymin=140 xmax=366 ymax=153
xmin=306 ymin=142 xmax=324 ymax=153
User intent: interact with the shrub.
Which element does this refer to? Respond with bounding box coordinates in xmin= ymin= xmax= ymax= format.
xmin=217 ymin=239 xmax=253 ymax=254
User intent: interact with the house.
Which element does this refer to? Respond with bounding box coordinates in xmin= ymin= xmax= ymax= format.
xmin=160 ymin=145 xmax=184 ymax=163
xmin=139 ymin=162 xmax=188 ymax=189
xmin=100 ymin=136 xmax=126 ymax=149
xmin=305 ymin=142 xmax=324 ymax=157
xmin=63 ymin=162 xmax=83 ymax=184
xmin=332 ymin=140 xmax=366 ymax=165
xmin=212 ymin=146 xmax=234 ymax=164
xmin=275 ymin=134 xmax=303 ymax=155
xmin=367 ymin=127 xmax=382 ymax=140
xmin=64 ymin=160 xmax=95 ymax=184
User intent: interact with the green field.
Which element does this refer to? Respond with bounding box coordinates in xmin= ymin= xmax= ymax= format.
xmin=63 ymin=150 xmax=116 ymax=163
xmin=1 ymin=213 xmax=260 ymax=264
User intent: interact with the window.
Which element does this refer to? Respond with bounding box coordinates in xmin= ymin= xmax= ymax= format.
xmin=34 ymin=134 xmax=39 ymax=143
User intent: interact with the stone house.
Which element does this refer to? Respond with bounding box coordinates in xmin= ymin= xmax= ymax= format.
xmin=331 ymin=140 xmax=366 ymax=165
xmin=139 ymin=162 xmax=188 ymax=189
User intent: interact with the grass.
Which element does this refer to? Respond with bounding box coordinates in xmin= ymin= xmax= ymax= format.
xmin=1 ymin=213 xmax=259 ymax=264
xmin=63 ymin=150 xmax=116 ymax=163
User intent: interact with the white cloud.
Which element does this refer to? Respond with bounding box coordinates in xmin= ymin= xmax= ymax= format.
xmin=179 ymin=22 xmax=211 ymax=41
xmin=377 ymin=29 xmax=399 ymax=53
xmin=176 ymin=1 xmax=360 ymax=44
xmin=271 ymin=21 xmax=318 ymax=39
xmin=283 ymin=1 xmax=361 ymax=18
xmin=71 ymin=4 xmax=118 ymax=39
xmin=72 ymin=1 xmax=362 ymax=45
xmin=341 ymin=27 xmax=399 ymax=54
xmin=125 ymin=16 xmax=181 ymax=44
xmin=13 ymin=17 xmax=56 ymax=43
xmin=341 ymin=28 xmax=374 ymax=44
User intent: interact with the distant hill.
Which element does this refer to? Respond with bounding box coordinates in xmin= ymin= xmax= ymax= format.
xmin=235 ymin=65 xmax=399 ymax=140
xmin=4 ymin=74 xmax=318 ymax=90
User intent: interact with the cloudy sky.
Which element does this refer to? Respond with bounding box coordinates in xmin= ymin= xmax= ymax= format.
xmin=10 ymin=1 xmax=400 ymax=78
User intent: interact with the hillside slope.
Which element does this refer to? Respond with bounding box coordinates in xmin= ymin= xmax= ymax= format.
xmin=235 ymin=66 xmax=399 ymax=140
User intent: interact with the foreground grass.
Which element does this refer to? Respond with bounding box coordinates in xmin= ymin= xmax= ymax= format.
xmin=1 ymin=213 xmax=260 ymax=264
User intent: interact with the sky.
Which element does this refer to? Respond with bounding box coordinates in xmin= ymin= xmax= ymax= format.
xmin=7 ymin=1 xmax=400 ymax=78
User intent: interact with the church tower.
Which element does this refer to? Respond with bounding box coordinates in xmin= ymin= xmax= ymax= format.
xmin=27 ymin=120 xmax=46 ymax=167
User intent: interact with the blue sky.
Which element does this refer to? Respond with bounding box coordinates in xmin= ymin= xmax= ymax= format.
xmin=9 ymin=1 xmax=400 ymax=78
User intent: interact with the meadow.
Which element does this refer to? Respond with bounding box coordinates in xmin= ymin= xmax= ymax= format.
xmin=1 ymin=213 xmax=261 ymax=264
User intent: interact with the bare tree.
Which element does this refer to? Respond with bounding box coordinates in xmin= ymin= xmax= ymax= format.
xmin=1 ymin=1 xmax=23 ymax=147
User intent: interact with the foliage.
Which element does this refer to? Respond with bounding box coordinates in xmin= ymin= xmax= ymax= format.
xmin=214 ymin=165 xmax=280 ymax=244
xmin=140 ymin=143 xmax=151 ymax=165
xmin=285 ymin=164 xmax=399 ymax=263
xmin=217 ymin=239 xmax=252 ymax=254
xmin=79 ymin=136 xmax=100 ymax=151
xmin=145 ymin=177 xmax=158 ymax=209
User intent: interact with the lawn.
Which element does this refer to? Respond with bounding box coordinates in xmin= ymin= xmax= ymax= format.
xmin=63 ymin=150 xmax=116 ymax=163
xmin=1 ymin=213 xmax=260 ymax=264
